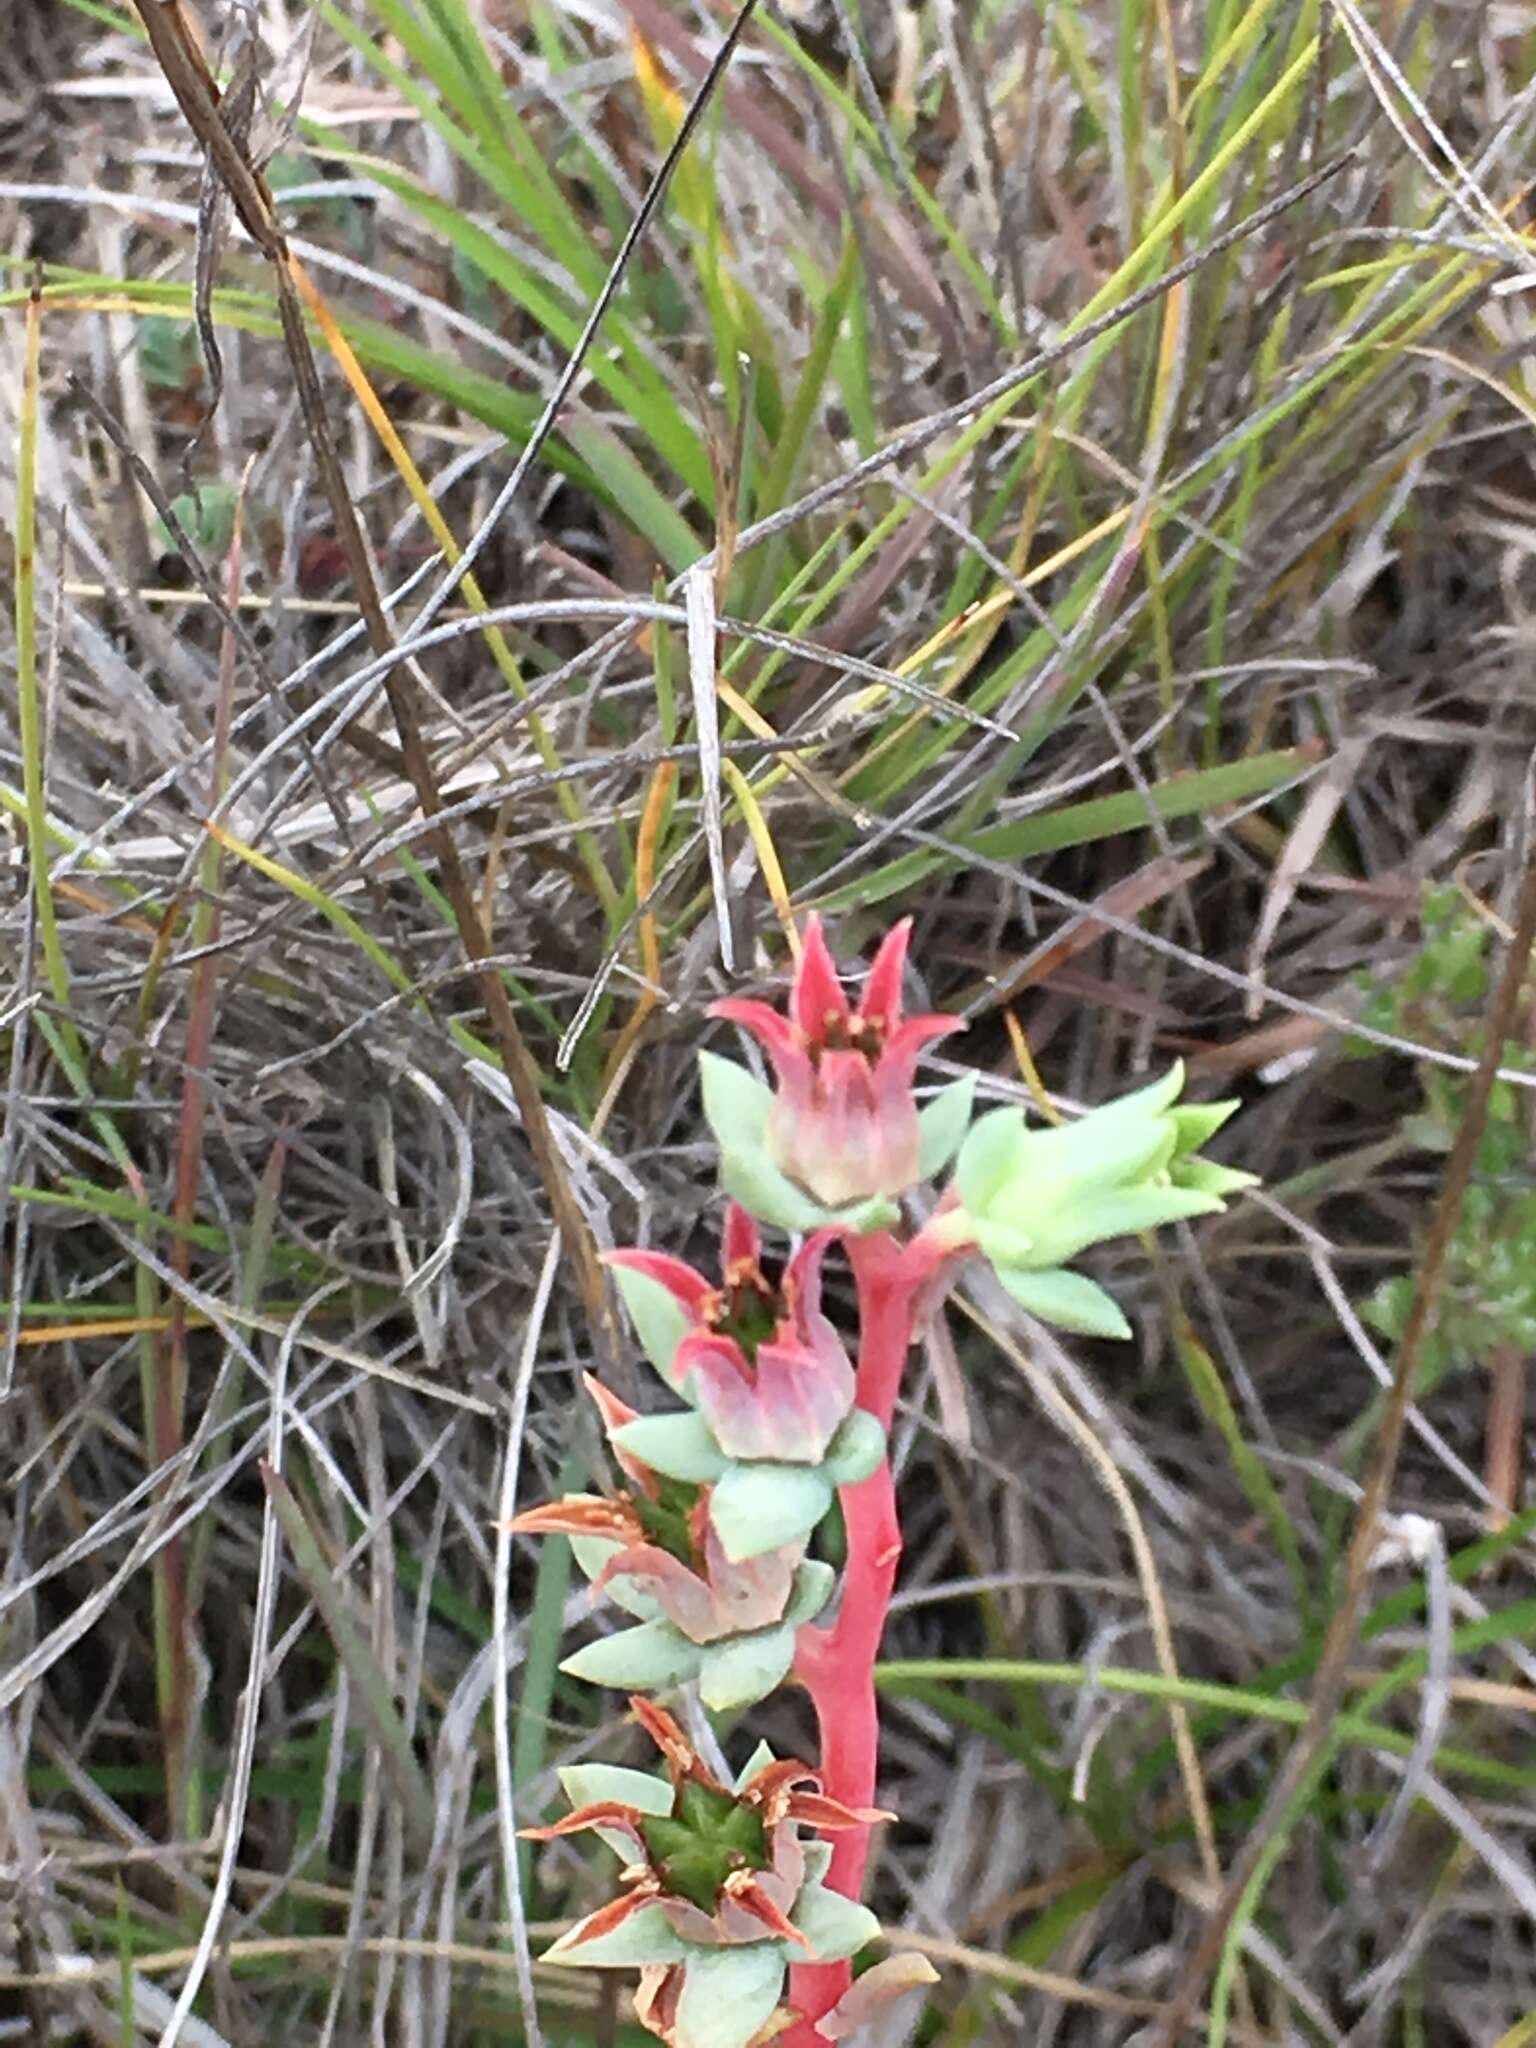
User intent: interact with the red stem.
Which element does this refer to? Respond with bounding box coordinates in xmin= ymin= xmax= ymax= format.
xmin=786 ymin=1231 xmax=916 ymax=2039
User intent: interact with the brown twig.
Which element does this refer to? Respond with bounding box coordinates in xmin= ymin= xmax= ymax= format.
xmin=1151 ymin=797 xmax=1536 ymax=2040
xmin=127 ymin=0 xmax=612 ymax=1339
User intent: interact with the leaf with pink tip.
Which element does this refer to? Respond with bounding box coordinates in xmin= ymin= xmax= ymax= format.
xmin=608 ymin=1261 xmax=701 ymax=1387
xmin=814 ymin=1953 xmax=940 ymax=2039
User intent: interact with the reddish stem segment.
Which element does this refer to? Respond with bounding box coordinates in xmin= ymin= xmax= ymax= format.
xmin=786 ymin=1231 xmax=916 ymax=2038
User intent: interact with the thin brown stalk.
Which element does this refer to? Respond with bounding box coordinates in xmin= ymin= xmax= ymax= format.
xmin=1152 ymin=815 xmax=1536 ymax=2040
xmin=127 ymin=0 xmax=612 ymax=1341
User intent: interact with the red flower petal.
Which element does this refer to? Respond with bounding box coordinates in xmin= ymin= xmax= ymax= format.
xmin=858 ymin=918 xmax=912 ymax=1033
xmin=791 ymin=916 xmax=850 ymax=1041
xmin=591 ymin=1540 xmax=724 ymax=1643
xmin=742 ymin=1758 xmax=818 ymax=1822
xmin=521 ymin=1799 xmax=648 ymax=1842
xmin=504 ymin=1495 xmax=646 ymax=1544
xmin=635 ymin=1963 xmax=685 ymax=2040
xmin=583 ymin=1375 xmax=659 ymax=1493
xmin=723 ymin=1870 xmax=815 ymax=1952
xmin=712 ymin=999 xmax=819 ymax=1097
xmin=547 ymin=1884 xmax=660 ymax=1953
xmin=721 ymin=1200 xmax=760 ymax=1276
xmin=783 ymin=1791 xmax=894 ymax=1832
xmin=631 ymin=1695 xmax=720 ymax=1787
xmin=604 ymin=1248 xmax=715 ymax=1321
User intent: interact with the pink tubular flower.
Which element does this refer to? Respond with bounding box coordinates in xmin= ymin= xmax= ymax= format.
xmin=506 ymin=1380 xmax=800 ymax=1646
xmin=712 ymin=916 xmax=960 ymax=1209
xmin=608 ymin=1206 xmax=855 ymax=1465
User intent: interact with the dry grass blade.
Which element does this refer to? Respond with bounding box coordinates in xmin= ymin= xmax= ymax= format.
xmin=126 ymin=0 xmax=613 ymax=1344
xmin=260 ymin=1462 xmax=436 ymax=1855
xmin=685 ymin=558 xmax=732 ymax=971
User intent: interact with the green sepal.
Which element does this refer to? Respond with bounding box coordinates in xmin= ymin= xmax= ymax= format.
xmin=917 ymin=1071 xmax=976 ymax=1178
xmin=611 ymin=1410 xmax=730 ymax=1483
xmin=672 ymin=1945 xmax=787 ymax=2048
xmin=707 ymin=1461 xmax=833 ymax=1562
xmin=821 ymin=1410 xmax=886 ymax=1487
xmin=570 ymin=1535 xmax=663 ymax=1622
xmin=608 ymin=1262 xmax=697 ymax=1391
xmin=544 ymin=1901 xmax=692 ymax=1968
xmin=735 ymin=1740 xmax=778 ymax=1792
xmin=560 ymin=1619 xmax=702 ymax=1691
xmin=557 ymin=1763 xmax=675 ymax=1817
xmin=785 ymin=1557 xmax=836 ymax=1624
xmin=697 ymin=1622 xmax=798 ymax=1711
xmin=1168 ymin=1099 xmax=1240 ymax=1154
xmin=793 ymin=1881 xmax=881 ymax=1962
xmin=1175 ymin=1159 xmax=1260 ymax=1199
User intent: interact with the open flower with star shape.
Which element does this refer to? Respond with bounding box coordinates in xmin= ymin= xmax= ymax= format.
xmin=702 ymin=916 xmax=974 ymax=1230
xmin=528 ymin=1698 xmax=933 ymax=2048
xmin=505 ymin=1378 xmax=839 ymax=1710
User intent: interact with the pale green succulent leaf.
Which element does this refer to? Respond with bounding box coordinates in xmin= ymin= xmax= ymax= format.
xmin=821 ymin=1409 xmax=886 ymax=1487
xmin=561 ymin=1620 xmax=702 ymax=1691
xmin=954 ymin=1105 xmax=1027 ymax=1212
xmin=1041 ymin=1184 xmax=1225 ymax=1257
xmin=1105 ymin=1060 xmax=1186 ymax=1120
xmin=917 ymin=1072 xmax=977 ymax=1179
xmin=698 ymin=1622 xmax=797 ymax=1710
xmin=719 ymin=1132 xmax=841 ymax=1235
xmin=1176 ymin=1159 xmax=1260 ymax=1198
xmin=971 ymin=1217 xmax=1035 ymax=1269
xmin=708 ymin=1461 xmax=833 ymax=1562
xmin=994 ymin=1111 xmax=1171 ymax=1217
xmin=792 ymin=1881 xmax=881 ymax=1962
xmin=608 ymin=1264 xmax=698 ymax=1392
xmin=995 ymin=1264 xmax=1133 ymax=1340
xmin=544 ymin=1901 xmax=693 ymax=1968
xmin=785 ymin=1557 xmax=836 ymax=1626
xmin=673 ymin=1943 xmax=787 ymax=2048
xmin=557 ymin=1764 xmax=675 ymax=1817
xmin=570 ymin=1537 xmax=663 ymax=1622
xmin=612 ymin=1410 xmax=730 ymax=1483
xmin=735 ymin=1740 xmax=778 ymax=1793
xmin=1169 ymin=1099 xmax=1241 ymax=1154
